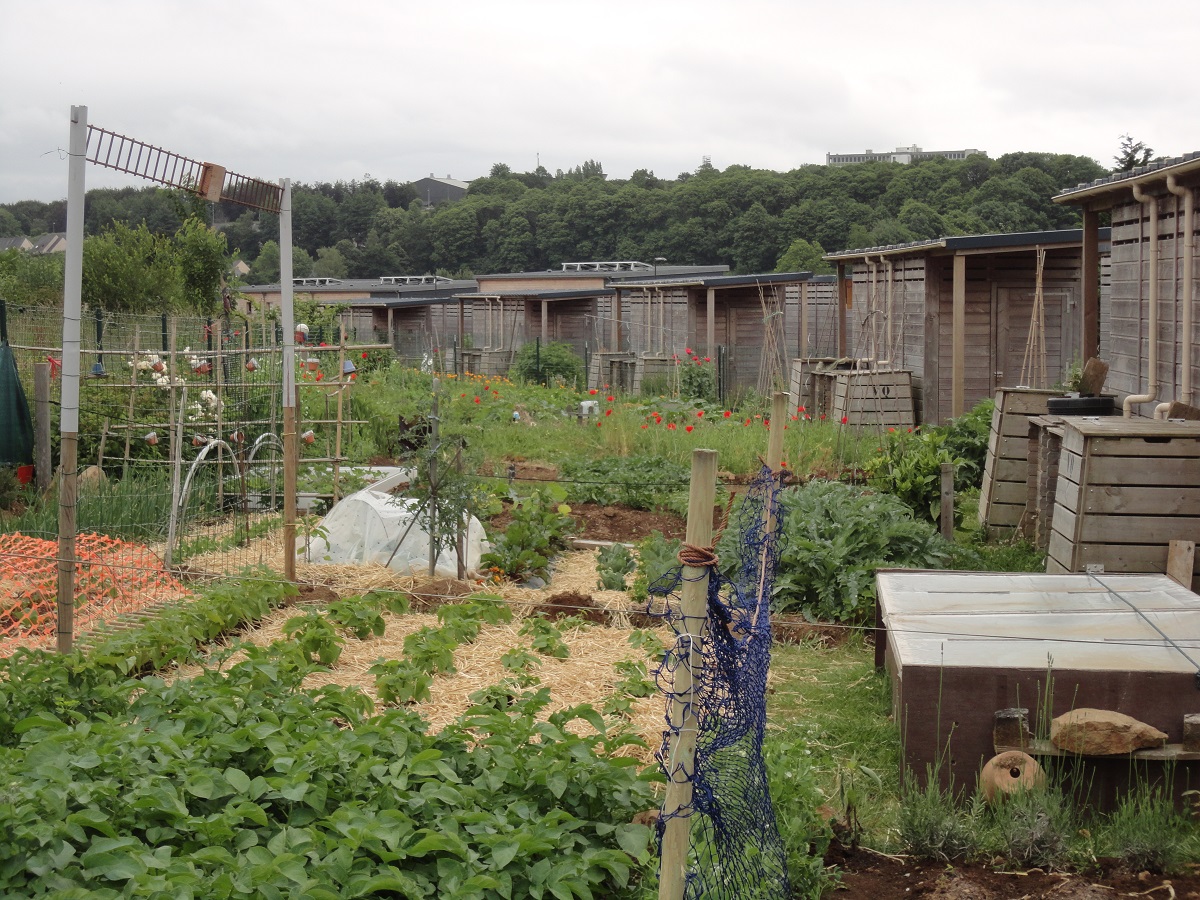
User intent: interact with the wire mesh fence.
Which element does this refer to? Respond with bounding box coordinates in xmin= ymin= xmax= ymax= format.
xmin=0 ymin=304 xmax=389 ymax=654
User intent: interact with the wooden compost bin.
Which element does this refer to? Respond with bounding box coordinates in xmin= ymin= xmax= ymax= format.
xmin=810 ymin=368 xmax=914 ymax=428
xmin=1047 ymin=418 xmax=1200 ymax=592
xmin=978 ymin=388 xmax=1059 ymax=533
xmin=876 ymin=569 xmax=1200 ymax=803
xmin=1023 ymin=414 xmax=1065 ymax=552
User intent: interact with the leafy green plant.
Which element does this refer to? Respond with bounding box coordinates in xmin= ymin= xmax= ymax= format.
xmin=436 ymin=593 xmax=513 ymax=643
xmin=282 ymin=608 xmax=344 ymax=666
xmin=771 ymin=480 xmax=950 ymax=624
xmin=631 ymin=530 xmax=682 ymax=603
xmin=519 ymin=616 xmax=570 ymax=659
xmin=370 ymin=658 xmax=433 ymax=705
xmin=561 ymin=456 xmax=690 ymax=512
xmin=863 ymin=427 xmax=965 ymax=524
xmin=937 ymin=398 xmax=994 ymax=491
xmin=326 ymin=593 xmax=386 ymax=640
xmin=595 ymin=543 xmax=637 ymax=590
xmin=988 ymin=781 xmax=1081 ymax=870
xmin=481 ymin=490 xmax=576 ymax=581
xmin=402 ymin=626 xmax=460 ymax=675
xmin=501 ymin=647 xmax=541 ymax=671
xmin=509 ymin=339 xmax=585 ymax=387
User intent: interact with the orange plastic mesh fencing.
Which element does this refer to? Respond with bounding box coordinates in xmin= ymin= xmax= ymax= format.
xmin=0 ymin=532 xmax=186 ymax=655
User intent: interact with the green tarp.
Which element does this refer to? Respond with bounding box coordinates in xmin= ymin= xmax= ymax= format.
xmin=0 ymin=301 xmax=34 ymax=466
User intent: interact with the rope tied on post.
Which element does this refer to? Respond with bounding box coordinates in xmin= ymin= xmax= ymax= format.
xmin=677 ymin=543 xmax=718 ymax=569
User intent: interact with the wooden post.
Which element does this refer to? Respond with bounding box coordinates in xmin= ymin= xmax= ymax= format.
xmin=658 ymin=448 xmax=718 ymax=900
xmin=540 ymin=299 xmax=548 ymax=345
xmin=427 ymin=378 xmax=440 ymax=577
xmin=122 ymin=327 xmax=139 ymax=479
xmin=34 ymin=362 xmax=50 ymax=492
xmin=706 ymin=287 xmax=716 ymax=357
xmin=214 ymin=319 xmax=224 ymax=511
xmin=1081 ymin=208 xmax=1101 ymax=364
xmin=837 ymin=263 xmax=849 ymax=358
xmin=940 ymin=462 xmax=955 ymax=541
xmin=952 ymin=253 xmax=966 ymax=417
xmin=799 ymin=281 xmax=809 ymax=360
xmin=333 ymin=320 xmax=346 ymax=503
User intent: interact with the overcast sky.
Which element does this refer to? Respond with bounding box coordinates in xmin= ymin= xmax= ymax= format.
xmin=2 ymin=0 xmax=1197 ymax=205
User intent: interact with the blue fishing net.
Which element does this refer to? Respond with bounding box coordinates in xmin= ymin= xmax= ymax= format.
xmin=649 ymin=465 xmax=790 ymax=898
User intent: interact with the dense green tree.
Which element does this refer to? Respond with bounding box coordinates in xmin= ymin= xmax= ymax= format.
xmin=292 ymin=191 xmax=339 ymax=254
xmin=1113 ymin=134 xmax=1154 ymax=172
xmin=82 ymin=222 xmax=183 ymax=313
xmin=174 ymin=218 xmax=228 ymax=315
xmin=0 ymin=208 xmax=21 ymax=237
xmin=724 ymin=202 xmax=780 ymax=273
xmin=0 ymin=249 xmax=63 ymax=306
xmin=775 ymin=238 xmax=831 ymax=274
xmin=311 ymin=246 xmax=349 ymax=278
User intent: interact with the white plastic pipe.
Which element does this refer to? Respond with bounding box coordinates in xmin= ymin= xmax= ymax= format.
xmin=1169 ymin=175 xmax=1195 ymax=406
xmin=1124 ymin=183 xmax=1159 ymax=417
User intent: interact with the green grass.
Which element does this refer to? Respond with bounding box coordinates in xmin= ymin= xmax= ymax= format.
xmin=766 ymin=637 xmax=901 ymax=848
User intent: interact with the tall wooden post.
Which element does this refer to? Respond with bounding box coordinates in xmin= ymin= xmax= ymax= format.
xmin=658 ymin=448 xmax=718 ymax=900
xmin=333 ymin=319 xmax=347 ymax=503
xmin=837 ymin=263 xmax=849 ymax=358
xmin=952 ymin=253 xmax=966 ymax=418
xmin=1081 ymin=208 xmax=1101 ymax=363
xmin=706 ymin=287 xmax=716 ymax=357
xmin=34 ymin=362 xmax=51 ymax=492
xmin=427 ymin=379 xmax=440 ymax=578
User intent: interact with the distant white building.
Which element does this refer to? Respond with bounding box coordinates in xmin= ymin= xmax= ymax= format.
xmin=825 ymin=145 xmax=986 ymax=166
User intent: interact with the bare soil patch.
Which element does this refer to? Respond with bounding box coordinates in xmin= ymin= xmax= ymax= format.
xmin=823 ymin=843 xmax=1200 ymax=899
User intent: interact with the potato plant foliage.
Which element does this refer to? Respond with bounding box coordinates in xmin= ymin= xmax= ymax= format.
xmin=0 ymin=581 xmax=658 ymax=898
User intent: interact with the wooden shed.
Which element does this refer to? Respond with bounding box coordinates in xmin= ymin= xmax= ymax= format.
xmin=1055 ymin=153 xmax=1200 ymax=419
xmin=610 ymin=272 xmax=839 ymax=396
xmin=826 ymin=230 xmax=1111 ymax=425
xmin=458 ymin=262 xmax=729 ymax=380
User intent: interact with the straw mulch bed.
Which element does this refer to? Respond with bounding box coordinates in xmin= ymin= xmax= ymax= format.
xmin=175 ymin=549 xmax=669 ymax=765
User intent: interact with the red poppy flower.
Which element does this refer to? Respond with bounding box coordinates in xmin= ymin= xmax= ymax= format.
xmin=685 ymin=347 xmax=693 ymax=355
xmin=685 ymin=425 xmax=694 ymax=433
xmin=319 ymin=342 xmax=327 ymax=347
xmin=667 ymin=423 xmax=677 ymax=430
xmin=744 ymin=418 xmax=751 ymax=426
xmin=605 ymin=409 xmax=612 ymax=416
xmin=841 ymin=416 xmax=848 ymax=424
xmin=589 ymin=389 xmax=598 ymax=395
xmin=596 ymin=422 xmax=602 ymax=427
xmin=697 ymin=410 xmax=704 ymax=418
xmin=315 ymin=372 xmax=324 ymax=381
xmin=798 ymin=405 xmax=806 ymax=413
xmin=474 ymin=396 xmax=480 ymax=403
xmin=606 ymin=395 xmax=614 ymax=402
xmin=461 ymin=393 xmax=466 ymax=398
xmin=781 ymin=460 xmax=788 ymax=468
xmin=723 ymin=410 xmax=731 ymax=418
xmin=820 ymin=414 xmax=826 ymax=421
xmin=362 ymin=351 xmax=368 ymax=359
xmin=641 ymin=424 xmax=648 ymax=429
xmin=704 ymin=357 xmax=711 ymax=363
xmin=695 ymin=359 xmax=702 ymax=365
xmin=604 ymin=384 xmax=610 ymax=388
xmin=791 ymin=415 xmax=798 ymax=421
xmin=888 ymin=427 xmax=895 ymax=433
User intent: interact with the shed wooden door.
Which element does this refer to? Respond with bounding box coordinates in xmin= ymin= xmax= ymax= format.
xmin=995 ymin=287 xmax=1071 ymax=390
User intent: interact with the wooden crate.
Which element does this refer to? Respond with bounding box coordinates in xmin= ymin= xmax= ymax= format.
xmin=1022 ymin=415 xmax=1065 ymax=552
xmin=1047 ymin=418 xmax=1200 ymax=592
xmin=788 ymin=357 xmax=836 ymax=414
xmin=978 ymin=388 xmax=1060 ymax=533
xmin=461 ymin=349 xmax=511 ymax=377
xmin=814 ymin=368 xmax=914 ymax=428
xmin=589 ymin=352 xmax=636 ymax=392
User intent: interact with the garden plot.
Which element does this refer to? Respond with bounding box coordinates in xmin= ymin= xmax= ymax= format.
xmin=179 ymin=549 xmax=669 ymax=763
